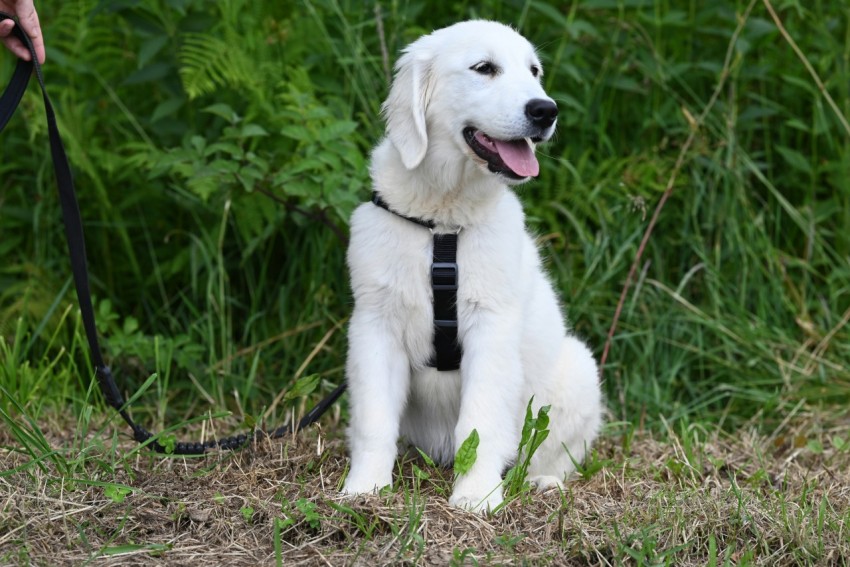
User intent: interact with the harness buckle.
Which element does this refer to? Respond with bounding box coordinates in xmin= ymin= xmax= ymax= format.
xmin=431 ymin=262 xmax=458 ymax=290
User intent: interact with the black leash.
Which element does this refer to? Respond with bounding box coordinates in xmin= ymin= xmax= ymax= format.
xmin=0 ymin=12 xmax=345 ymax=454
xmin=371 ymin=192 xmax=463 ymax=371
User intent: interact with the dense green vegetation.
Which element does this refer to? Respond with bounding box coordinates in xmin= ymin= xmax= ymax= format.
xmin=2 ymin=0 xmax=848 ymax=441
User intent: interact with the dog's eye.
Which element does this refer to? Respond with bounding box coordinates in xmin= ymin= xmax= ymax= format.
xmin=530 ymin=65 xmax=541 ymax=78
xmin=471 ymin=61 xmax=498 ymax=76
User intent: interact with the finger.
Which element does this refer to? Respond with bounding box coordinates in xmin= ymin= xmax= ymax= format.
xmin=0 ymin=18 xmax=14 ymax=40
xmin=0 ymin=22 xmax=33 ymax=61
xmin=1 ymin=38 xmax=32 ymax=61
xmin=14 ymin=0 xmax=45 ymax=64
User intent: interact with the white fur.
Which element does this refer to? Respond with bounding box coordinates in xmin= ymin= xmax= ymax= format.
xmin=341 ymin=20 xmax=603 ymax=513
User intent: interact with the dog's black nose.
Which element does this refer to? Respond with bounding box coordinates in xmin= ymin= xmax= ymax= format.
xmin=525 ymin=99 xmax=558 ymax=129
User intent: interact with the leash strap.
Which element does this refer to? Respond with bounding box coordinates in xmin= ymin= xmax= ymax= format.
xmin=0 ymin=12 xmax=345 ymax=454
xmin=371 ymin=192 xmax=462 ymax=370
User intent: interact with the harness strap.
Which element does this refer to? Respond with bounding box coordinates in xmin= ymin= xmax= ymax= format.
xmin=371 ymin=192 xmax=463 ymax=371
xmin=371 ymin=192 xmax=435 ymax=229
xmin=0 ymin=12 xmax=345 ymax=454
xmin=431 ymin=233 xmax=462 ymax=370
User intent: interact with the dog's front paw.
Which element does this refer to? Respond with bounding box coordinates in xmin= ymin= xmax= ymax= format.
xmin=340 ymin=477 xmax=392 ymax=497
xmin=450 ymin=466 xmax=505 ymax=514
xmin=448 ymin=486 xmax=503 ymax=514
xmin=339 ymin=481 xmax=387 ymax=499
xmin=341 ymin=465 xmax=393 ymax=497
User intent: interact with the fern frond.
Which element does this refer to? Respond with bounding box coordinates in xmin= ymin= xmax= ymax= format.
xmin=50 ymin=0 xmax=125 ymax=80
xmin=178 ymin=33 xmax=255 ymax=99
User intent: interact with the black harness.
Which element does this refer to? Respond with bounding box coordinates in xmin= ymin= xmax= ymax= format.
xmin=371 ymin=193 xmax=463 ymax=371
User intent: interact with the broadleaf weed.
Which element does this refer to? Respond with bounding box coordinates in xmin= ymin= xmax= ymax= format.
xmin=453 ymin=429 xmax=479 ymax=477
xmin=503 ymin=399 xmax=551 ymax=500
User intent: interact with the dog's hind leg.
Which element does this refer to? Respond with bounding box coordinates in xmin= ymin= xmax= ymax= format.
xmin=527 ymin=335 xmax=603 ymax=488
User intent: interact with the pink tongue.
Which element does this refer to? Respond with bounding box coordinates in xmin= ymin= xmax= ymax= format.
xmin=493 ymin=139 xmax=539 ymax=177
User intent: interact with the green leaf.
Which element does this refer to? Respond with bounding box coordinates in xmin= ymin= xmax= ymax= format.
xmin=280 ymin=125 xmax=312 ymax=141
xmin=607 ymin=76 xmax=646 ymax=94
xmin=190 ymin=135 xmax=207 ymax=153
xmin=533 ymin=2 xmax=568 ymax=26
xmin=416 ymin=447 xmax=436 ymax=467
xmin=534 ymin=405 xmax=551 ymax=431
xmin=138 ymin=35 xmax=170 ymax=68
xmin=240 ymin=124 xmax=269 ymax=138
xmin=295 ymin=498 xmax=320 ymax=529
xmin=124 ymin=62 xmax=172 ymax=85
xmin=316 ymin=120 xmax=358 ymax=142
xmin=504 ymin=399 xmax=553 ymax=498
xmin=180 ymin=33 xmax=253 ymax=99
xmin=241 ymin=506 xmax=254 ymax=523
xmin=528 ymin=429 xmax=550 ymax=455
xmin=122 ymin=317 xmax=139 ymax=335
xmin=206 ymin=142 xmax=244 ymax=158
xmin=203 ymin=103 xmax=240 ymax=123
xmin=776 ymin=145 xmax=812 ymax=175
xmin=287 ymin=157 xmax=329 ymax=176
xmin=780 ymin=74 xmax=817 ymax=95
xmin=284 ymin=374 xmax=321 ymax=402
xmin=519 ymin=399 xmax=534 ymax=448
xmin=104 ymin=484 xmax=132 ymax=503
xmin=101 ymin=544 xmax=171 ymax=556
xmin=502 ymin=466 xmax=522 ymax=488
xmin=412 ymin=464 xmax=430 ymax=480
xmin=159 ymin=434 xmax=176 ymax=455
xmin=785 ymin=118 xmax=811 ymax=132
xmin=150 ymin=98 xmax=185 ymax=123
xmin=454 ymin=429 xmax=479 ymax=476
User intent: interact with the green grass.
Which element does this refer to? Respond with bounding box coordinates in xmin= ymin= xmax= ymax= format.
xmin=2 ymin=0 xmax=850 ymax=563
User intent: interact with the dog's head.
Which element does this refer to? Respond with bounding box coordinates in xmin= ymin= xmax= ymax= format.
xmin=382 ymin=20 xmax=557 ymax=185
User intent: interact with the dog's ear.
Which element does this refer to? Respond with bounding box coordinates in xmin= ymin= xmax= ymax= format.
xmin=382 ymin=48 xmax=434 ymax=170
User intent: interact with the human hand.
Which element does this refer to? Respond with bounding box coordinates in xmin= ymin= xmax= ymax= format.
xmin=0 ymin=0 xmax=45 ymax=64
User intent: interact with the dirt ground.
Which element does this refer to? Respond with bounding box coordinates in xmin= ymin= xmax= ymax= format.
xmin=2 ymin=415 xmax=849 ymax=566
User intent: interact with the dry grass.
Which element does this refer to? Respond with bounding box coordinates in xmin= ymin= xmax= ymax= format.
xmin=2 ymin=415 xmax=849 ymax=566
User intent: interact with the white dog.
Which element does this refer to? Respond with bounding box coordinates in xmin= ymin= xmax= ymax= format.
xmin=342 ymin=20 xmax=603 ymax=513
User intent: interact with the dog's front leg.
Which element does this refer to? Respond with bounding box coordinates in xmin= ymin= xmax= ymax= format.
xmin=449 ymin=310 xmax=523 ymax=513
xmin=341 ymin=313 xmax=410 ymax=495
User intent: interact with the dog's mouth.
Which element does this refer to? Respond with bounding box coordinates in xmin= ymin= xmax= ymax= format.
xmin=463 ymin=127 xmax=539 ymax=179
